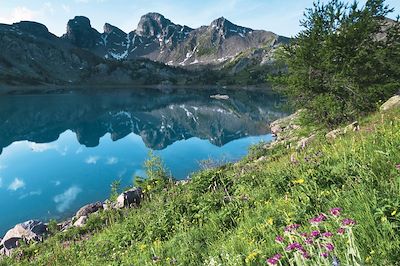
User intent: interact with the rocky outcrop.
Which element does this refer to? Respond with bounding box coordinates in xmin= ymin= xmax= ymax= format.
xmin=0 ymin=220 xmax=47 ymax=256
xmin=326 ymin=121 xmax=360 ymax=140
xmin=380 ymin=95 xmax=400 ymax=111
xmin=75 ymin=202 xmax=103 ymax=219
xmin=62 ymin=16 xmax=101 ymax=48
xmin=73 ymin=216 xmax=88 ymax=228
xmin=116 ymin=187 xmax=143 ymax=208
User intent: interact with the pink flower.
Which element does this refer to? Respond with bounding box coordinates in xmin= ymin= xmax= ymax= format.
xmin=305 ymin=238 xmax=313 ymax=245
xmin=275 ymin=235 xmax=284 ymax=243
xmin=310 ymin=230 xmax=320 ymax=237
xmin=302 ymin=251 xmax=311 ymax=259
xmin=267 ymin=253 xmax=283 ymax=265
xmin=286 ymin=242 xmax=304 ymax=251
xmin=342 ymin=218 xmax=356 ymax=227
xmin=395 ymin=164 xmax=400 ymax=171
xmin=325 ymin=243 xmax=335 ymax=252
xmin=285 ymin=224 xmax=301 ymax=232
xmin=309 ymin=214 xmax=327 ymax=225
xmin=322 ymin=232 xmax=333 ymax=238
xmin=321 ymin=252 xmax=329 ymax=258
xmin=266 ymin=258 xmax=279 ymax=265
xmin=337 ymin=228 xmax=345 ymax=235
xmin=330 ymin=207 xmax=342 ymax=217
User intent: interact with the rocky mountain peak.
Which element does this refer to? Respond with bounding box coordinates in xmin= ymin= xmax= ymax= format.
xmin=136 ymin=12 xmax=174 ymax=36
xmin=103 ymin=23 xmax=126 ymax=36
xmin=12 ymin=21 xmax=53 ymax=39
xmin=62 ymin=16 xmax=100 ymax=48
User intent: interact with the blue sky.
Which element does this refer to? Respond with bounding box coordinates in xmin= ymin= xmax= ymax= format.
xmin=0 ymin=0 xmax=399 ymax=37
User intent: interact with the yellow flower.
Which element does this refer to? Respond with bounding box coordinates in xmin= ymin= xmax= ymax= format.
xmin=139 ymin=244 xmax=147 ymax=251
xmin=267 ymin=218 xmax=274 ymax=225
xmin=293 ymin=178 xmax=305 ymax=184
xmin=147 ymin=185 xmax=152 ymax=191
xmin=391 ymin=210 xmax=397 ymax=216
xmin=245 ymin=251 xmax=259 ymax=263
xmin=365 ymin=256 xmax=372 ymax=263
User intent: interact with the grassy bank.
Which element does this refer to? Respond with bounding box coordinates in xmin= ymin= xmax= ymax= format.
xmin=1 ymin=107 xmax=400 ymax=265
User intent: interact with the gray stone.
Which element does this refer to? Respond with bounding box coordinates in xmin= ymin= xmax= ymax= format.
xmin=326 ymin=128 xmax=344 ymax=140
xmin=116 ymin=187 xmax=143 ymax=209
xmin=75 ymin=201 xmax=103 ymax=219
xmin=380 ymin=95 xmax=400 ymax=111
xmin=344 ymin=121 xmax=360 ymax=133
xmin=73 ymin=216 xmax=88 ymax=228
xmin=0 ymin=220 xmax=47 ymax=256
xmin=296 ymin=134 xmax=316 ymax=150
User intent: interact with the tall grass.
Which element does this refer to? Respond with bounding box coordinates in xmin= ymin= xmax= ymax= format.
xmin=1 ymin=109 xmax=399 ymax=266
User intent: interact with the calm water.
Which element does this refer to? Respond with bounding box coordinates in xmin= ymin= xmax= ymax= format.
xmin=0 ymin=87 xmax=286 ymax=234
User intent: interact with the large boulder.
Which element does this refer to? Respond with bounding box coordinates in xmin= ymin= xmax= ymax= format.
xmin=75 ymin=201 xmax=103 ymax=219
xmin=380 ymin=95 xmax=400 ymax=111
xmin=0 ymin=220 xmax=47 ymax=256
xmin=73 ymin=216 xmax=88 ymax=228
xmin=116 ymin=187 xmax=143 ymax=209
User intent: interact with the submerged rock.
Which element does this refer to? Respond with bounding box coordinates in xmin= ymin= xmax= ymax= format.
xmin=380 ymin=95 xmax=400 ymax=111
xmin=75 ymin=202 xmax=103 ymax=219
xmin=0 ymin=220 xmax=47 ymax=256
xmin=116 ymin=187 xmax=143 ymax=208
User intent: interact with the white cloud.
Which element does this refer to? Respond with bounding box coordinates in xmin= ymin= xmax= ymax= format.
xmin=53 ymin=186 xmax=82 ymax=212
xmin=8 ymin=178 xmax=25 ymax=191
xmin=106 ymin=157 xmax=118 ymax=165
xmin=0 ymin=177 xmax=3 ymax=188
xmin=19 ymin=190 xmax=42 ymax=200
xmin=29 ymin=143 xmax=57 ymax=152
xmin=85 ymin=156 xmax=100 ymax=164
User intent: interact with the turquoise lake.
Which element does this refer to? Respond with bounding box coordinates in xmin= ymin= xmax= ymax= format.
xmin=0 ymin=87 xmax=286 ymax=234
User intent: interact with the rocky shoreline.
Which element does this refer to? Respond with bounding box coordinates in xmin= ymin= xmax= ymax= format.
xmin=0 ymin=187 xmax=142 ymax=257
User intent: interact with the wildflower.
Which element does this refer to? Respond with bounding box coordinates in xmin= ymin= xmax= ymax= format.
xmin=322 ymin=232 xmax=333 ymax=238
xmin=284 ymin=224 xmax=301 ymax=232
xmin=266 ymin=258 xmax=279 ymax=265
xmin=273 ymin=254 xmax=282 ymax=260
xmin=305 ymin=238 xmax=313 ymax=245
xmin=309 ymin=214 xmax=327 ymax=225
xmin=293 ymin=178 xmax=305 ymax=184
xmin=325 ymin=243 xmax=335 ymax=252
xmin=286 ymin=242 xmax=304 ymax=252
xmin=245 ymin=251 xmax=259 ymax=263
xmin=320 ymin=252 xmax=329 ymax=258
xmin=342 ymin=218 xmax=356 ymax=227
xmin=310 ymin=230 xmax=320 ymax=237
xmin=267 ymin=218 xmax=274 ymax=225
xmin=396 ymin=164 xmax=400 ymax=171
xmin=337 ymin=228 xmax=345 ymax=235
xmin=391 ymin=210 xmax=397 ymax=216
xmin=330 ymin=207 xmax=342 ymax=217
xmin=275 ymin=235 xmax=284 ymax=243
xmin=332 ymin=256 xmax=341 ymax=266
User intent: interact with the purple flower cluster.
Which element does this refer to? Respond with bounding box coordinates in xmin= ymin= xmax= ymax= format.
xmin=275 ymin=235 xmax=284 ymax=243
xmin=284 ymin=223 xmax=301 ymax=232
xmin=330 ymin=208 xmax=342 ymax=217
xmin=309 ymin=213 xmax=327 ymax=225
xmin=342 ymin=218 xmax=356 ymax=227
xmin=267 ymin=207 xmax=357 ymax=264
xmin=266 ymin=253 xmax=282 ymax=265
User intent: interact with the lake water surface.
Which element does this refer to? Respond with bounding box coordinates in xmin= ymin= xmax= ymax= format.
xmin=0 ymin=87 xmax=286 ymax=234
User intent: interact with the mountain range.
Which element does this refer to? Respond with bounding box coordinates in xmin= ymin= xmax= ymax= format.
xmin=0 ymin=13 xmax=289 ymax=86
